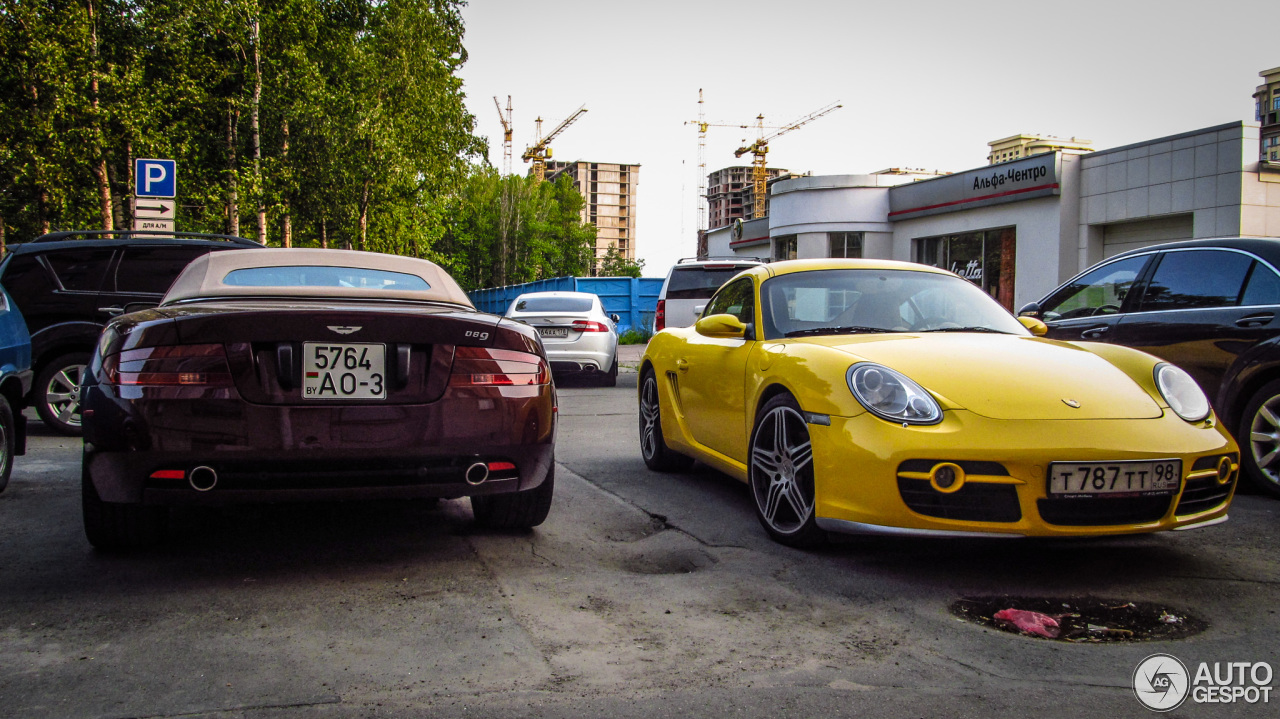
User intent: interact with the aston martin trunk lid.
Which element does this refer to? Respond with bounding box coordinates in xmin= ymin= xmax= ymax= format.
xmin=822 ymin=334 xmax=1164 ymax=420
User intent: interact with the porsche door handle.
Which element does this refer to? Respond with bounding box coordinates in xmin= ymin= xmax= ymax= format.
xmin=676 ymin=358 xmax=689 ymax=372
xmin=1080 ymin=326 xmax=1110 ymax=340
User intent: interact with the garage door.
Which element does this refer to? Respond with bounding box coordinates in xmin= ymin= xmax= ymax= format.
xmin=1102 ymin=214 xmax=1194 ymax=258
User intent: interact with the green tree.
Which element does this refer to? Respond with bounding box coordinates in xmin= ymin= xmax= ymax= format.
xmin=599 ymin=243 xmax=645 ymax=278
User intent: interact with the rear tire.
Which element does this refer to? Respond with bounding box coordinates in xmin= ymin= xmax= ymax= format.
xmin=0 ymin=395 xmax=14 ymax=494
xmin=1239 ymin=379 xmax=1280 ymax=498
xmin=35 ymin=352 xmax=90 ymax=437
xmin=596 ymin=357 xmax=618 ymax=387
xmin=82 ymin=460 xmax=168 ymax=550
xmin=471 ymin=462 xmax=555 ymax=530
xmin=638 ymin=369 xmax=693 ymax=472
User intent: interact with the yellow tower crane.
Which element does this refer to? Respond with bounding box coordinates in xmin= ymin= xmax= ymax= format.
xmin=493 ymin=95 xmax=513 ymax=176
xmin=522 ymin=104 xmax=588 ymax=183
xmin=734 ymin=101 xmax=843 ymax=219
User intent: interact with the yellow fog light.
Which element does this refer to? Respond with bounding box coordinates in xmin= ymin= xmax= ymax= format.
xmin=930 ymin=462 xmax=966 ymax=493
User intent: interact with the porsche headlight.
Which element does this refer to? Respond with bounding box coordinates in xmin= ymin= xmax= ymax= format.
xmin=847 ymin=363 xmax=942 ymax=425
xmin=1154 ymin=363 xmax=1210 ymax=422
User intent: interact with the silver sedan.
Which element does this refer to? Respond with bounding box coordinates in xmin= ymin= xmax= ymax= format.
xmin=505 ymin=291 xmax=619 ymax=386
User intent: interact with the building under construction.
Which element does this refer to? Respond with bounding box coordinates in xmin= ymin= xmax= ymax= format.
xmin=706 ymin=165 xmax=792 ymax=228
xmin=545 ymin=160 xmax=639 ymax=268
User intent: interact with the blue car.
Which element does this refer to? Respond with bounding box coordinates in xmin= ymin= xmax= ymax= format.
xmin=0 ymin=283 xmax=32 ymax=493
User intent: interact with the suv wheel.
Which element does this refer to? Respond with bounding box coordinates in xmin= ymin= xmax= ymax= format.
xmin=36 ymin=352 xmax=90 ymax=437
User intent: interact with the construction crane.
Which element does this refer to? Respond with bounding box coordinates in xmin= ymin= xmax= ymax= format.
xmin=685 ymin=89 xmax=751 ymax=233
xmin=522 ymin=104 xmax=587 ymax=183
xmin=734 ymin=101 xmax=843 ymax=219
xmin=493 ymin=95 xmax=513 ymax=175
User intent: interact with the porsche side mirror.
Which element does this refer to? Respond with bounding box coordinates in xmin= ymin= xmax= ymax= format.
xmin=1018 ymin=316 xmax=1048 ymax=336
xmin=1017 ymin=301 xmax=1041 ymax=318
xmin=695 ymin=313 xmax=747 ymax=338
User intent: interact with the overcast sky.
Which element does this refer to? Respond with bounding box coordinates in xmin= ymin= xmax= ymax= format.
xmin=457 ymin=0 xmax=1275 ymax=275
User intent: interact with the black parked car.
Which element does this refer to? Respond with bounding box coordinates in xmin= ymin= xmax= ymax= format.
xmin=0 ymin=231 xmax=261 ymax=435
xmin=1019 ymin=237 xmax=1280 ymax=497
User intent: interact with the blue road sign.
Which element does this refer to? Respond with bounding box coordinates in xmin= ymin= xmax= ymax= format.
xmin=135 ymin=158 xmax=177 ymax=198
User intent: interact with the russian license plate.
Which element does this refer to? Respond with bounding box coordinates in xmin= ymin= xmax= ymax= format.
xmin=1048 ymin=459 xmax=1181 ymax=497
xmin=303 ymin=343 xmax=386 ymax=400
xmin=539 ymin=327 xmax=568 ymax=339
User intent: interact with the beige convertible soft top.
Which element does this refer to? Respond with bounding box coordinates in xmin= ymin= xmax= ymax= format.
xmin=162 ymin=248 xmax=475 ymax=308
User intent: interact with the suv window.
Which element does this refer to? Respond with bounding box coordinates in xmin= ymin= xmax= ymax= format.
xmin=43 ymin=249 xmax=113 ymax=292
xmin=666 ymin=265 xmax=755 ymax=300
xmin=704 ymin=277 xmax=755 ymax=323
xmin=1241 ymin=262 xmax=1280 ymax=306
xmin=1139 ymin=250 xmax=1253 ymax=312
xmin=113 ymin=246 xmax=210 ymax=294
xmin=1040 ymin=254 xmax=1149 ymax=320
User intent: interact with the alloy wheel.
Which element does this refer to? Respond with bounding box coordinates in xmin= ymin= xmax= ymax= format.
xmin=45 ymin=363 xmax=87 ymax=430
xmin=640 ymin=374 xmax=660 ymax=460
xmin=1248 ymin=395 xmax=1280 ymax=489
xmin=750 ymin=404 xmax=815 ymax=535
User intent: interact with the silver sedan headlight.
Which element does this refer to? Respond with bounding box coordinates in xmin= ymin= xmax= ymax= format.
xmin=847 ymin=363 xmax=942 ymax=425
xmin=1154 ymin=363 xmax=1210 ymax=422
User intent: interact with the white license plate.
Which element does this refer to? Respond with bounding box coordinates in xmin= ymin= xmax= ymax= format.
xmin=303 ymin=343 xmax=386 ymax=400
xmin=539 ymin=327 xmax=568 ymax=339
xmin=1048 ymin=460 xmax=1181 ymax=496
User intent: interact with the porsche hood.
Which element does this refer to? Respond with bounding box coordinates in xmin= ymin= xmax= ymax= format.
xmin=819 ymin=334 xmax=1165 ymax=421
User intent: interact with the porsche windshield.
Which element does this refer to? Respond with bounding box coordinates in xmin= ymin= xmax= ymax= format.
xmin=759 ymin=269 xmax=1026 ymax=339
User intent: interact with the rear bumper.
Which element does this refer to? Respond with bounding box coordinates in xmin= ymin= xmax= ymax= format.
xmin=83 ymin=383 xmax=556 ymax=505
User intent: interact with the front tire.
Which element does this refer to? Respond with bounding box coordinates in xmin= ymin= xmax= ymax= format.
xmin=1240 ymin=379 xmax=1280 ymax=498
xmin=638 ymin=369 xmax=693 ymax=471
xmin=471 ymin=462 xmax=555 ymax=530
xmin=35 ymin=352 xmax=90 ymax=437
xmin=0 ymin=395 xmax=15 ymax=494
xmin=748 ymin=393 xmax=826 ymax=548
xmin=82 ymin=461 xmax=168 ymax=550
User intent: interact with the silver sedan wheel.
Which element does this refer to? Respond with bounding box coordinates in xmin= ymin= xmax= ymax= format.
xmin=750 ymin=404 xmax=815 ymax=535
xmin=45 ymin=363 xmax=87 ymax=429
xmin=1248 ymin=395 xmax=1280 ymax=488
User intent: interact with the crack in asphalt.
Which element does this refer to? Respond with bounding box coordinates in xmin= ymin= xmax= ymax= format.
xmin=130 ymin=695 xmax=342 ymax=718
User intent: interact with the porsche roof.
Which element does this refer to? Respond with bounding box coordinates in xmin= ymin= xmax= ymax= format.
xmin=162 ymin=248 xmax=474 ymax=307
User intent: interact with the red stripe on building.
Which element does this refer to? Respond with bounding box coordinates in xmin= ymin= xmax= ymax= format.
xmin=888 ymin=183 xmax=1060 ymax=218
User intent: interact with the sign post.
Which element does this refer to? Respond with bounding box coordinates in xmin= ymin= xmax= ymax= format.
xmin=134 ymin=158 xmax=177 ymax=232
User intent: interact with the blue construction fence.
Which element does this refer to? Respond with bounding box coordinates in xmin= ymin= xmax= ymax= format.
xmin=468 ymin=276 xmax=664 ymax=335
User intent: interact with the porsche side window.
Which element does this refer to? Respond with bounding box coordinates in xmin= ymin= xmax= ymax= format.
xmin=1039 ymin=255 xmax=1149 ymax=321
xmin=1139 ymin=250 xmax=1252 ymax=312
xmin=705 ymin=277 xmax=754 ymax=322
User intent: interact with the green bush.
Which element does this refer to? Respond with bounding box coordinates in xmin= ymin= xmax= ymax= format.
xmin=618 ymin=327 xmax=652 ymax=345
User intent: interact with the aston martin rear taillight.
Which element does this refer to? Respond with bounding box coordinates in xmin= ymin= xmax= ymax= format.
xmin=449 ymin=346 xmax=549 ymax=387
xmin=104 ymin=344 xmax=233 ymax=387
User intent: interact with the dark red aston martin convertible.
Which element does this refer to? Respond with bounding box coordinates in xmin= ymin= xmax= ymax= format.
xmin=81 ymin=249 xmax=556 ymax=549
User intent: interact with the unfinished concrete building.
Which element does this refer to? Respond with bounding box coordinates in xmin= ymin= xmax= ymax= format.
xmin=706 ymin=165 xmax=791 ymax=228
xmin=545 ymin=160 xmax=639 ymax=269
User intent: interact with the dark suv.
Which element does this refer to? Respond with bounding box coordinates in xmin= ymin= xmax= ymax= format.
xmin=0 ymin=231 xmax=261 ymax=435
xmin=1019 ymin=237 xmax=1280 ymax=497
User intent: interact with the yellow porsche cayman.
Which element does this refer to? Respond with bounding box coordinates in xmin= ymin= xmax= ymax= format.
xmin=638 ymin=259 xmax=1239 ymax=547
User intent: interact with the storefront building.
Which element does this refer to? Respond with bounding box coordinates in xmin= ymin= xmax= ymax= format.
xmin=749 ymin=121 xmax=1280 ymax=310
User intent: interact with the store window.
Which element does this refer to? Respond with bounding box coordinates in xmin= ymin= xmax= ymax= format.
xmin=773 ymin=234 xmax=797 ymax=261
xmin=829 ymin=232 xmax=863 ymax=258
xmin=913 ymin=228 xmax=1017 ymax=310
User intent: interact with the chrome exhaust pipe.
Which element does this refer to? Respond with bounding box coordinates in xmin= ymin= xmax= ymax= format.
xmin=465 ymin=462 xmax=490 ymax=485
xmin=189 ymin=465 xmax=218 ymax=492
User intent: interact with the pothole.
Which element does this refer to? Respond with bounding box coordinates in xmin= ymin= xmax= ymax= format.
xmin=619 ymin=548 xmax=716 ymax=575
xmin=951 ymin=595 xmax=1207 ymax=642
